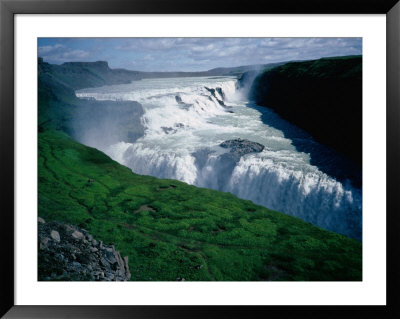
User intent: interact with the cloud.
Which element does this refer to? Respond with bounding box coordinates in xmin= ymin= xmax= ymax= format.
xmin=38 ymin=43 xmax=90 ymax=63
xmin=115 ymin=38 xmax=224 ymax=54
xmin=38 ymin=38 xmax=362 ymax=71
xmin=38 ymin=44 xmax=64 ymax=54
xmin=61 ymin=49 xmax=90 ymax=59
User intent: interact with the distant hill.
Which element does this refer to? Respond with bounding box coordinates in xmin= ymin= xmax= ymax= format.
xmin=38 ymin=58 xmax=144 ymax=144
xmin=38 ymin=58 xmax=142 ymax=90
xmin=38 ymin=57 xmax=284 ymax=90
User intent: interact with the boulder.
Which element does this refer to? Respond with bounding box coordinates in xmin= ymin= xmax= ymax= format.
xmin=71 ymin=230 xmax=84 ymax=240
xmin=220 ymin=138 xmax=265 ymax=157
xmin=50 ymin=230 xmax=60 ymax=242
xmin=38 ymin=220 xmax=131 ymax=281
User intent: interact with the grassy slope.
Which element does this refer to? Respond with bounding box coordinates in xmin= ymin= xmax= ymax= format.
xmin=39 ymin=130 xmax=361 ymax=281
xmin=38 ymin=58 xmax=362 ymax=281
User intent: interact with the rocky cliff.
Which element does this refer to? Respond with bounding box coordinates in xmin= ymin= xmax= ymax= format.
xmin=38 ymin=58 xmax=142 ymax=90
xmin=247 ymin=56 xmax=362 ymax=167
xmin=38 ymin=218 xmax=131 ymax=281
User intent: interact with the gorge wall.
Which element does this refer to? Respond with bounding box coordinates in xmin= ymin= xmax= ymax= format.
xmin=247 ymin=56 xmax=362 ymax=167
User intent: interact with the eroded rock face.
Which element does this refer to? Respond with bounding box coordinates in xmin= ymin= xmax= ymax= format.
xmin=38 ymin=218 xmax=131 ymax=281
xmin=249 ymin=56 xmax=362 ymax=167
xmin=205 ymin=87 xmax=225 ymax=106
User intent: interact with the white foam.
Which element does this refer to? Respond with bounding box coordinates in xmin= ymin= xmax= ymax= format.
xmin=77 ymin=76 xmax=362 ymax=239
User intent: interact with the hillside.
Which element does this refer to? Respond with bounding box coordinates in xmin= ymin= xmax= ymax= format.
xmin=248 ymin=56 xmax=362 ymax=167
xmin=39 ymin=130 xmax=361 ymax=281
xmin=38 ymin=58 xmax=144 ymax=147
xmin=38 ymin=58 xmax=362 ymax=281
xmin=38 ymin=57 xmax=284 ymax=90
xmin=38 ymin=58 xmax=143 ymax=90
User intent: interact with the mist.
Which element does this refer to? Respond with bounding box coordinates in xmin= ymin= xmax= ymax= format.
xmin=71 ymin=75 xmax=362 ymax=240
xmin=69 ymin=98 xmax=144 ymax=151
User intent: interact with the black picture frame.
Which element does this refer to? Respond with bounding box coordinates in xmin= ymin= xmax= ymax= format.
xmin=1 ymin=0 xmax=399 ymax=318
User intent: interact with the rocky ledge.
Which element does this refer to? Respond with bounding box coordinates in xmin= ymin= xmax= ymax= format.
xmin=38 ymin=218 xmax=131 ymax=281
xmin=205 ymin=87 xmax=225 ymax=106
xmin=220 ymin=138 xmax=265 ymax=158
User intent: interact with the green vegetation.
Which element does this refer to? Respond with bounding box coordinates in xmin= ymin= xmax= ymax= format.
xmin=39 ymin=130 xmax=361 ymax=281
xmin=274 ymin=55 xmax=362 ymax=79
xmin=38 ymin=58 xmax=362 ymax=281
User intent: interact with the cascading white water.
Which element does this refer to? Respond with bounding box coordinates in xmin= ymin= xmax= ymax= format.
xmin=76 ymin=76 xmax=362 ymax=240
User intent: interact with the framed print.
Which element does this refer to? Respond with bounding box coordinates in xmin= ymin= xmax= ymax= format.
xmin=1 ymin=0 xmax=399 ymax=318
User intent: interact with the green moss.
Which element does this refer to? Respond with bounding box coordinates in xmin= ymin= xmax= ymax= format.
xmin=38 ymin=130 xmax=362 ymax=281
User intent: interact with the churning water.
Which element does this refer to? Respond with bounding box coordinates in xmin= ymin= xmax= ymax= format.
xmin=76 ymin=76 xmax=362 ymax=240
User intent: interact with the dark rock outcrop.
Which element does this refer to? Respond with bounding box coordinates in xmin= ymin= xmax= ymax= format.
xmin=175 ymin=95 xmax=192 ymax=109
xmin=205 ymin=87 xmax=225 ymax=106
xmin=175 ymin=95 xmax=184 ymax=104
xmin=215 ymin=87 xmax=225 ymax=100
xmin=220 ymin=138 xmax=265 ymax=158
xmin=38 ymin=218 xmax=131 ymax=281
xmin=249 ymin=56 xmax=362 ymax=167
xmin=161 ymin=126 xmax=176 ymax=134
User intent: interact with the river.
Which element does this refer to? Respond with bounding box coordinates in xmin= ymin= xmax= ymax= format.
xmin=76 ymin=76 xmax=362 ymax=240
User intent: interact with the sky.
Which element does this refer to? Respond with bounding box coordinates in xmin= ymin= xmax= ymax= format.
xmin=38 ymin=38 xmax=362 ymax=72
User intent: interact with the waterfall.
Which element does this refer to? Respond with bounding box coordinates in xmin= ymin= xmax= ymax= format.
xmin=76 ymin=76 xmax=362 ymax=240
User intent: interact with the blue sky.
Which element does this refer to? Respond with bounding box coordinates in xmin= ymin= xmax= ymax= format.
xmin=38 ymin=38 xmax=362 ymax=72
